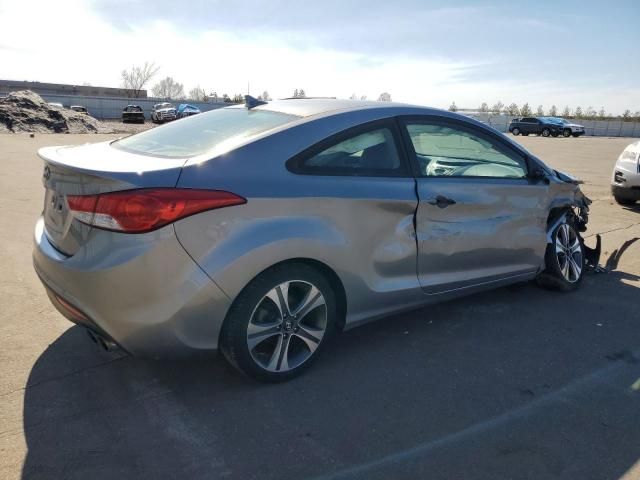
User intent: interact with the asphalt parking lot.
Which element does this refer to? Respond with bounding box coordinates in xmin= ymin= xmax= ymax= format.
xmin=1 ymin=134 xmax=639 ymax=480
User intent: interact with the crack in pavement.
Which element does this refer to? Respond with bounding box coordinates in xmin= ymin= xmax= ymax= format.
xmin=0 ymin=355 xmax=129 ymax=398
xmin=585 ymin=221 xmax=640 ymax=238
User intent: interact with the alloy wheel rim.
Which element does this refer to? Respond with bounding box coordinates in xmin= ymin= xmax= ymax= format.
xmin=555 ymin=223 xmax=583 ymax=283
xmin=247 ymin=280 xmax=327 ymax=373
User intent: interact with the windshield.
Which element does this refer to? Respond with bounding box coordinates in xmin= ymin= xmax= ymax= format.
xmin=547 ymin=117 xmax=568 ymax=124
xmin=113 ymin=107 xmax=300 ymax=157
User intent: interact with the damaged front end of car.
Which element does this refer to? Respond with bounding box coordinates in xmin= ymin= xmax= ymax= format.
xmin=547 ymin=170 xmax=602 ymax=271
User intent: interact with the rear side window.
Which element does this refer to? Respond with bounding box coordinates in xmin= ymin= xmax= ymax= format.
xmin=289 ymin=125 xmax=405 ymax=176
xmin=113 ymin=107 xmax=299 ymax=158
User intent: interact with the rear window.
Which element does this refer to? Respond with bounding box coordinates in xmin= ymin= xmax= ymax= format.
xmin=113 ymin=107 xmax=299 ymax=158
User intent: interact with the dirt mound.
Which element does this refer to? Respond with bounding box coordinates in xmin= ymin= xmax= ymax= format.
xmin=0 ymin=90 xmax=107 ymax=134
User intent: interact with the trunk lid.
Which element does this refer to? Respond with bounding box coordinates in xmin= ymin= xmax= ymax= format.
xmin=39 ymin=141 xmax=185 ymax=256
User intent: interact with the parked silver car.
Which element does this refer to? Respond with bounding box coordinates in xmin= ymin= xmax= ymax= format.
xmin=611 ymin=140 xmax=640 ymax=205
xmin=33 ymin=98 xmax=595 ymax=381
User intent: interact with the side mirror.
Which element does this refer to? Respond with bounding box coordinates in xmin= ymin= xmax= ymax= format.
xmin=529 ymin=167 xmax=549 ymax=183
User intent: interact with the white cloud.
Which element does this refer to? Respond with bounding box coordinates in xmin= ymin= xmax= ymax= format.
xmin=0 ymin=0 xmax=637 ymax=114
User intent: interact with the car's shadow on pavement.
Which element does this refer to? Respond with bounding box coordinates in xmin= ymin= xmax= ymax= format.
xmin=21 ymin=265 xmax=640 ymax=479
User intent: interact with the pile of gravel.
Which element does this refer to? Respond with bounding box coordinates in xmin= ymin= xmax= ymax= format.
xmin=0 ymin=90 xmax=107 ymax=134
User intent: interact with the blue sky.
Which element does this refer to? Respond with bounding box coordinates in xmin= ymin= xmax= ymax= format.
xmin=1 ymin=0 xmax=638 ymax=113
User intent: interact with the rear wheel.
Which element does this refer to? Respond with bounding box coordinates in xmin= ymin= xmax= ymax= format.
xmin=541 ymin=128 xmax=551 ymax=137
xmin=539 ymin=219 xmax=584 ymax=291
xmin=512 ymin=128 xmax=520 ymax=136
xmin=551 ymin=132 xmax=559 ymax=137
xmin=220 ymin=264 xmax=337 ymax=382
xmin=563 ymin=129 xmax=571 ymax=137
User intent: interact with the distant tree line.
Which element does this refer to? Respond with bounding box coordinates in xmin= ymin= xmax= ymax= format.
xmin=449 ymin=100 xmax=640 ymax=122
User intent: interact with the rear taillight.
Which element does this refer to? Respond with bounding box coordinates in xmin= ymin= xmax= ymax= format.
xmin=67 ymin=188 xmax=246 ymax=233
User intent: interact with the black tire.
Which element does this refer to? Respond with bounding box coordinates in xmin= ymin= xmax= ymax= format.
xmin=572 ymin=133 xmax=580 ymax=137
xmin=512 ymin=127 xmax=520 ymax=136
xmin=538 ymin=217 xmax=585 ymax=291
xmin=522 ymin=133 xmax=529 ymax=136
xmin=541 ymin=128 xmax=551 ymax=137
xmin=563 ymin=129 xmax=571 ymax=137
xmin=551 ymin=132 xmax=559 ymax=137
xmin=220 ymin=263 xmax=337 ymax=382
xmin=614 ymin=195 xmax=637 ymax=206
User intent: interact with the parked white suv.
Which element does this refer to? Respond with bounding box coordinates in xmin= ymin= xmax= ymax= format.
xmin=151 ymin=103 xmax=177 ymax=124
xmin=611 ymin=140 xmax=640 ymax=205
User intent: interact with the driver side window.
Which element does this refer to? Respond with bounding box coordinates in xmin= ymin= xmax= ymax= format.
xmin=405 ymin=122 xmax=527 ymax=178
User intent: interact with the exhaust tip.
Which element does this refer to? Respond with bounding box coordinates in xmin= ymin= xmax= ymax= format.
xmin=86 ymin=328 xmax=118 ymax=352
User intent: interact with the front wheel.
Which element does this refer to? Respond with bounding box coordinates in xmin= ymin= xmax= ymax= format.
xmin=220 ymin=264 xmax=337 ymax=382
xmin=563 ymin=129 xmax=571 ymax=137
xmin=541 ymin=128 xmax=551 ymax=137
xmin=512 ymin=128 xmax=520 ymax=136
xmin=539 ymin=220 xmax=584 ymax=291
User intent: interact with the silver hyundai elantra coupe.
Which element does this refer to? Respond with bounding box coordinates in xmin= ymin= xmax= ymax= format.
xmin=33 ymin=97 xmax=595 ymax=381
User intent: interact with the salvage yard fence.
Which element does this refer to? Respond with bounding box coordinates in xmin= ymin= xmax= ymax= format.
xmin=465 ymin=113 xmax=640 ymax=138
xmin=24 ymin=93 xmax=228 ymax=120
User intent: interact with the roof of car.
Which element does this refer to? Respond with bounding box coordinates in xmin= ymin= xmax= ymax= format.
xmin=249 ymin=98 xmax=420 ymax=118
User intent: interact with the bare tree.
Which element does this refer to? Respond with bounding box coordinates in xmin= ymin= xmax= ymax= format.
xmin=293 ymin=89 xmax=299 ymax=98
xmin=260 ymin=90 xmax=272 ymax=101
xmin=209 ymin=91 xmax=219 ymax=101
xmin=188 ymin=86 xmax=208 ymax=101
xmin=536 ymin=105 xmax=545 ymax=116
xmin=549 ymin=105 xmax=558 ymax=116
xmin=562 ymin=106 xmax=571 ymax=117
xmin=378 ymin=92 xmax=392 ymax=102
xmin=360 ymin=95 xmax=367 ymax=101
xmin=349 ymin=92 xmax=358 ymax=100
xmin=574 ymin=106 xmax=583 ymax=119
xmin=505 ymin=103 xmax=520 ymax=115
xmin=585 ymin=106 xmax=597 ymax=119
xmin=479 ymin=102 xmax=489 ymax=112
xmin=298 ymin=89 xmax=306 ymax=98
xmin=520 ymin=103 xmax=532 ymax=116
xmin=622 ymin=109 xmax=631 ymax=120
xmin=598 ymin=107 xmax=607 ymax=119
xmin=152 ymin=77 xmax=185 ymax=100
xmin=448 ymin=101 xmax=458 ymax=112
xmin=491 ymin=101 xmax=504 ymax=115
xmin=121 ymin=61 xmax=160 ymax=98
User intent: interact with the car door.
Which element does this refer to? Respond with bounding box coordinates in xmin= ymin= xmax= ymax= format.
xmin=531 ymin=118 xmax=543 ymax=134
xmin=399 ymin=116 xmax=549 ymax=294
xmin=520 ymin=117 xmax=533 ymax=134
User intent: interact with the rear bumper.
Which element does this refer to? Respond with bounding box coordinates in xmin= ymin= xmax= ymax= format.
xmin=33 ymin=217 xmax=231 ymax=356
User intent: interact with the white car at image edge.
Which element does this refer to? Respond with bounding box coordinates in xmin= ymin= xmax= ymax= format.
xmin=611 ymin=140 xmax=640 ymax=205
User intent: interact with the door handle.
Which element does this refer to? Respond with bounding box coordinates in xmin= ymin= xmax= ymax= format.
xmin=427 ymin=195 xmax=456 ymax=208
